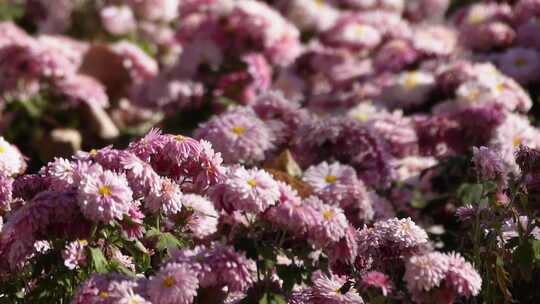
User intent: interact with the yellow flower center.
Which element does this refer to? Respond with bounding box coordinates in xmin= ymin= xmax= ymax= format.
xmin=175 ymin=135 xmax=185 ymax=142
xmin=78 ymin=239 xmax=88 ymax=246
xmin=513 ymin=136 xmax=522 ymax=147
xmin=353 ymin=113 xmax=369 ymax=122
xmin=323 ymin=210 xmax=335 ymax=220
xmin=355 ymin=25 xmax=365 ymax=37
xmin=98 ymin=185 xmax=112 ymax=196
xmin=162 ymin=276 xmax=175 ymax=288
xmin=231 ymin=126 xmax=246 ymax=135
xmin=89 ymin=149 xmax=97 ymax=157
xmin=514 ymin=57 xmax=527 ymax=66
xmin=495 ymin=82 xmax=506 ymax=93
xmin=404 ymin=72 xmax=418 ymax=90
xmin=314 ymin=0 xmax=324 ymax=7
xmin=325 ymin=175 xmax=338 ymax=184
xmin=99 ymin=291 xmax=109 ymax=299
xmin=0 ymin=146 xmax=6 ymax=154
xmin=247 ymin=178 xmax=257 ymax=187
xmin=467 ymin=12 xmax=485 ymax=24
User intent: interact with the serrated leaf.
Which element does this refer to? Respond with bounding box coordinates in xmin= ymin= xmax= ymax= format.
xmin=89 ymin=247 xmax=108 ymax=273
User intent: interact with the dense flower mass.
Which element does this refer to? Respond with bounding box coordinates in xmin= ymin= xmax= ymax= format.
xmin=4 ymin=0 xmax=540 ymax=303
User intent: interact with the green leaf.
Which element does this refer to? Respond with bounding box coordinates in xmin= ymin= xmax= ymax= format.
xmin=89 ymin=247 xmax=109 ymax=273
xmin=410 ymin=190 xmax=427 ymax=209
xmin=259 ymin=292 xmax=286 ymax=304
xmin=457 ymin=183 xmax=484 ymax=205
xmin=156 ymin=232 xmax=183 ymax=252
xmin=0 ymin=3 xmax=24 ymax=21
xmin=532 ymin=239 xmax=540 ymax=263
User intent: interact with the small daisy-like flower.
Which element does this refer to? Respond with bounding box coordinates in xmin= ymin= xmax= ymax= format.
xmin=211 ymin=166 xmax=280 ymax=213
xmin=146 ymin=178 xmax=183 ymax=215
xmin=194 ymin=108 xmax=275 ymax=164
xmin=404 ymin=252 xmax=449 ymax=292
xmin=147 ymin=263 xmax=199 ymax=304
xmin=0 ymin=137 xmax=26 ymax=176
xmin=77 ymin=164 xmax=133 ymax=223
xmin=303 ymin=161 xmax=368 ymax=209
xmin=62 ymin=239 xmax=88 ymax=270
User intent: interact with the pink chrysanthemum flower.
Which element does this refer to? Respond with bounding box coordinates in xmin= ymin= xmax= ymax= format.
xmin=310 ymin=270 xmax=365 ymax=304
xmin=127 ymin=128 xmax=169 ymax=162
xmin=381 ymin=70 xmax=436 ymax=109
xmin=303 ymin=161 xmax=368 ymax=209
xmin=76 ymin=164 xmax=133 ymax=223
xmin=361 ymin=271 xmax=393 ymax=296
xmin=306 ymin=196 xmax=349 ymax=247
xmin=146 ymin=177 xmax=183 ymax=215
xmin=100 ymin=5 xmax=136 ymax=36
xmin=377 ymin=217 xmax=429 ymax=249
xmin=111 ymin=41 xmax=158 ymax=82
xmin=147 ymin=262 xmax=199 ymax=304
xmin=0 ymin=137 xmax=26 ymax=176
xmin=267 ymin=181 xmax=320 ymax=234
xmin=404 ymin=252 xmax=450 ymax=292
xmin=281 ymin=0 xmax=339 ymax=32
xmin=195 ymin=108 xmax=276 ymax=164
xmin=172 ymin=243 xmax=257 ymax=293
xmin=40 ymin=157 xmax=76 ymax=190
xmin=163 ymin=134 xmax=203 ymax=165
xmin=62 ymin=239 xmax=88 ymax=270
xmin=72 ymin=273 xmax=132 ymax=304
xmin=53 ymin=74 xmax=109 ymax=108
xmin=327 ymin=225 xmax=358 ymax=265
xmin=445 ymin=252 xmax=482 ymax=298
xmin=496 ymin=47 xmax=540 ymax=85
xmin=472 ymin=146 xmax=507 ymax=182
xmin=182 ymin=194 xmax=219 ymax=238
xmin=322 ymin=14 xmax=382 ymax=51
xmin=211 ymin=166 xmax=280 ymax=213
